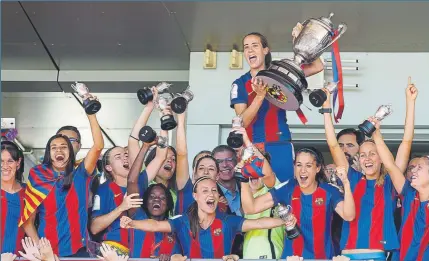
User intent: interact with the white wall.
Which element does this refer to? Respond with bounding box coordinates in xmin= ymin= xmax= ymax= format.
xmin=186 ymin=52 xmax=429 ymax=159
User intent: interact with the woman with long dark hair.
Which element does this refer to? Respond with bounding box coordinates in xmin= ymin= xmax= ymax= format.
xmin=19 ymin=101 xmax=104 ymax=257
xmin=230 ymin=28 xmax=324 ymax=183
xmin=241 ymin=145 xmax=355 ymax=259
xmin=1 ymin=141 xmax=25 ymax=254
xmin=120 ymin=176 xmax=291 ymax=258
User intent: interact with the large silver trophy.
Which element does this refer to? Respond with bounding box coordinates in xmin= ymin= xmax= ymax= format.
xmin=276 ymin=204 xmax=300 ymax=240
xmin=358 ymin=104 xmax=393 ymax=137
xmin=71 ymin=82 xmax=101 ymax=115
xmin=256 ymin=13 xmax=347 ymax=111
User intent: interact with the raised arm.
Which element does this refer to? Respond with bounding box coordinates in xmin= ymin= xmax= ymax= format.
xmin=175 ymin=112 xmax=189 ymax=190
xmin=242 ymin=217 xmax=285 ymax=232
xmin=322 ymin=89 xmax=349 ymax=171
xmin=127 ymin=142 xmax=153 ymax=217
xmin=395 ymin=78 xmax=418 ymax=173
xmin=120 ymin=216 xmax=172 ymax=233
xmin=84 ymin=103 xmax=105 ymax=174
xmin=334 ymin=167 xmax=355 ymax=221
xmin=145 ymin=130 xmax=169 ymax=182
xmin=241 ymin=182 xmax=275 ymax=214
xmin=372 ymin=120 xmax=406 ymax=194
xmin=128 ymin=87 xmax=156 ymax=165
xmin=302 ymin=58 xmax=324 ymax=77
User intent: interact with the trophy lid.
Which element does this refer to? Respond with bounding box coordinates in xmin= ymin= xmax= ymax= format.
xmin=317 ymin=12 xmax=335 ymax=30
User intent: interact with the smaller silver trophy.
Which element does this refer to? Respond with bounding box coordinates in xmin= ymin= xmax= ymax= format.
xmin=71 ymin=82 xmax=101 ymax=115
xmin=227 ymin=116 xmax=244 ymax=149
xmin=137 ymin=82 xmax=172 ymax=105
xmin=309 ymin=81 xmax=338 ymax=108
xmin=156 ymin=96 xmax=177 ymax=131
xmin=138 ymin=126 xmax=168 ymax=148
xmin=276 ymin=204 xmax=300 ymax=240
xmin=171 ymin=87 xmax=194 ymax=114
xmin=233 ymin=146 xmax=255 ymax=182
xmin=358 ymin=104 xmax=393 ymax=137
xmin=327 ymin=168 xmax=344 ymax=193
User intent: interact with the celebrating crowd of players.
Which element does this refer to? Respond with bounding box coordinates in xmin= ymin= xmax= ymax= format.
xmin=1 ymin=24 xmax=428 ymax=261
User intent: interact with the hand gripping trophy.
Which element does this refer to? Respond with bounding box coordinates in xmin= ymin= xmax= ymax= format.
xmin=71 ymin=82 xmax=101 ymax=114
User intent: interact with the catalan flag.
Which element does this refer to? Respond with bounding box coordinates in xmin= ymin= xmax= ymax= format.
xmin=19 ymin=164 xmax=58 ymax=227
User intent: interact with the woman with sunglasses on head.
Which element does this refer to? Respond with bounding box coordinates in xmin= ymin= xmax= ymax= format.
xmin=120 ymin=176 xmax=292 ymax=259
xmin=1 ymin=141 xmax=25 ymax=254
xmin=89 ymin=145 xmax=143 ymax=256
xmin=230 ymin=25 xmax=324 ymax=183
xmin=19 ymin=96 xmax=104 ymax=257
xmin=241 ymin=138 xmax=355 ymax=259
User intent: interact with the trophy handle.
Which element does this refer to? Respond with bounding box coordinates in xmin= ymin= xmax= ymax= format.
xmin=313 ymin=23 xmax=348 ymax=59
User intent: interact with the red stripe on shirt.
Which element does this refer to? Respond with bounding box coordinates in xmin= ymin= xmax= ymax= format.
xmin=211 ymin=219 xmax=225 ymax=258
xmin=369 ymin=184 xmax=384 ymax=249
xmin=312 ymin=188 xmax=327 ymax=259
xmin=265 ymin=103 xmax=279 ymax=142
xmin=109 ymin=183 xmax=128 ymax=248
xmin=66 ymin=183 xmax=84 ymax=253
xmin=345 ymin=179 xmax=366 ymax=249
xmin=291 ymin=186 xmax=304 ymax=256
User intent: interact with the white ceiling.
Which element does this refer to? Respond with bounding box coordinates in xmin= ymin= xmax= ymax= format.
xmin=1 ymin=1 xmax=429 ymax=91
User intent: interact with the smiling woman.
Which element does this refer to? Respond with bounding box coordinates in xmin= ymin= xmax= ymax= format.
xmin=19 ymin=108 xmax=104 ymax=257
xmin=1 ymin=141 xmax=25 ymax=254
xmin=229 ymin=29 xmax=324 ymax=184
xmin=120 ymin=177 xmax=288 ymax=259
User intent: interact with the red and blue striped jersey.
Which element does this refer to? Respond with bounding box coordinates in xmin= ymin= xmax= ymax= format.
xmin=168 ymin=212 xmax=245 ymax=258
xmin=230 ymin=72 xmax=291 ymax=143
xmin=36 ymin=162 xmax=92 ymax=256
xmin=340 ymin=167 xmax=399 ymax=251
xmin=270 ymin=179 xmax=343 ymax=259
xmin=1 ymin=188 xmax=25 ymax=254
xmin=92 ymin=181 xmax=128 ymax=248
xmin=129 ymin=208 xmax=179 ymax=258
xmin=394 ymin=181 xmax=429 ymax=261
xmin=175 ymin=179 xmax=194 ymax=215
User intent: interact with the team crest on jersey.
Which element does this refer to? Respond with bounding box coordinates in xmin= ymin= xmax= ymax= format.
xmin=213 ymin=228 xmax=222 ymax=236
xmin=230 ymin=84 xmax=238 ymax=99
xmin=315 ymin=198 xmax=324 ymax=206
xmin=266 ymin=84 xmax=287 ymax=103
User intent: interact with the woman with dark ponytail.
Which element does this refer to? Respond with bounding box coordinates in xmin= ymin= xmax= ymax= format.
xmin=1 ymin=141 xmax=25 ymax=254
xmin=120 ymin=176 xmax=291 ymax=258
xmin=241 ymin=146 xmax=355 ymax=259
xmin=20 ymin=96 xmax=104 ymax=257
xmin=229 ymin=28 xmax=324 ymax=183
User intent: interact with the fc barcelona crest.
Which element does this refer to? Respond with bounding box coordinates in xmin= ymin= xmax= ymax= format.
xmin=266 ymin=84 xmax=288 ymax=103
xmin=213 ymin=228 xmax=222 ymax=236
xmin=315 ymin=198 xmax=324 ymax=206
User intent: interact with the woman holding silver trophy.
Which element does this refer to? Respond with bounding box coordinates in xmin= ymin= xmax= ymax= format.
xmin=229 ymin=24 xmax=324 ymax=183
xmin=239 ymin=127 xmax=355 ymax=260
xmin=321 ymin=78 xmax=418 ymax=260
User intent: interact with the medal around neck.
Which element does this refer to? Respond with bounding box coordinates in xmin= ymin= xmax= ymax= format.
xmin=256 ymin=12 xmax=347 ymax=111
xmin=71 ymin=82 xmax=101 ymax=115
